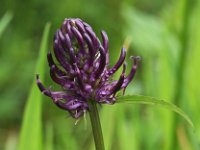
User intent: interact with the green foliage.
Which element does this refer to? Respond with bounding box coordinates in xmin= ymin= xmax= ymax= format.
xmin=44 ymin=122 xmax=54 ymax=150
xmin=0 ymin=0 xmax=200 ymax=150
xmin=0 ymin=11 xmax=12 ymax=38
xmin=116 ymin=95 xmax=193 ymax=128
xmin=18 ymin=23 xmax=51 ymax=150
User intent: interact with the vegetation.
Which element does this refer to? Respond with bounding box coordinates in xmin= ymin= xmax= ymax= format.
xmin=0 ymin=0 xmax=199 ymax=149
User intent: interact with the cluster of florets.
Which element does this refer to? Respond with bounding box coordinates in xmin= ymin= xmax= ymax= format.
xmin=36 ymin=18 xmax=140 ymax=118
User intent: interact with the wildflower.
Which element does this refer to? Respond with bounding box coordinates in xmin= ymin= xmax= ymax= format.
xmin=36 ymin=18 xmax=140 ymax=118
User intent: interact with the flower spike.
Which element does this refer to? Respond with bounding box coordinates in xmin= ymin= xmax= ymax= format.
xmin=36 ymin=18 xmax=140 ymax=118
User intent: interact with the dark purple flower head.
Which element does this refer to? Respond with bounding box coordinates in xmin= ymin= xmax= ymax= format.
xmin=36 ymin=18 xmax=140 ymax=118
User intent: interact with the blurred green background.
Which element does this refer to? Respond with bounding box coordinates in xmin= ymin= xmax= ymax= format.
xmin=0 ymin=0 xmax=200 ymax=149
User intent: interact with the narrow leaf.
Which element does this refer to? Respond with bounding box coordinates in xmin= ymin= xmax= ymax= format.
xmin=18 ymin=22 xmax=51 ymax=150
xmin=0 ymin=11 xmax=13 ymax=38
xmin=45 ymin=122 xmax=54 ymax=150
xmin=116 ymin=95 xmax=194 ymax=128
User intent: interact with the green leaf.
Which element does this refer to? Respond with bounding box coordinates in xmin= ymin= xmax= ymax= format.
xmin=18 ymin=22 xmax=51 ymax=150
xmin=45 ymin=122 xmax=54 ymax=150
xmin=116 ymin=95 xmax=194 ymax=129
xmin=0 ymin=11 xmax=13 ymax=38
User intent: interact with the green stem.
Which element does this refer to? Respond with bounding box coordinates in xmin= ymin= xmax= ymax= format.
xmin=88 ymin=100 xmax=105 ymax=150
xmin=170 ymin=0 xmax=195 ymax=149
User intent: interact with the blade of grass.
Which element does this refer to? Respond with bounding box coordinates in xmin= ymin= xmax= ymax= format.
xmin=116 ymin=106 xmax=139 ymax=150
xmin=122 ymin=6 xmax=180 ymax=149
xmin=116 ymin=95 xmax=193 ymax=129
xmin=170 ymin=0 xmax=194 ymax=149
xmin=45 ymin=122 xmax=54 ymax=150
xmin=184 ymin=1 xmax=200 ymax=149
xmin=100 ymin=106 xmax=117 ymax=150
xmin=18 ymin=22 xmax=51 ymax=150
xmin=0 ymin=11 xmax=13 ymax=38
xmin=54 ymin=117 xmax=79 ymax=150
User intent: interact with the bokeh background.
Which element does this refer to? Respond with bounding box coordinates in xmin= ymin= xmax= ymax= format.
xmin=0 ymin=0 xmax=200 ymax=150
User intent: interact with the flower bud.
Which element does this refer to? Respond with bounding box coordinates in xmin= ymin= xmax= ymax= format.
xmin=36 ymin=18 xmax=140 ymax=118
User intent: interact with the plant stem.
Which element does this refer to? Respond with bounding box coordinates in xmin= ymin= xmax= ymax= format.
xmin=170 ymin=0 xmax=195 ymax=149
xmin=88 ymin=100 xmax=105 ymax=150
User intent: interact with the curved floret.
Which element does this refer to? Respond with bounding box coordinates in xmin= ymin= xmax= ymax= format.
xmin=36 ymin=18 xmax=140 ymax=118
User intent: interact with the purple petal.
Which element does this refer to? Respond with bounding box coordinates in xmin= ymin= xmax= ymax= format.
xmin=49 ymin=65 xmax=66 ymax=85
xmin=66 ymin=102 xmax=83 ymax=110
xmin=74 ymin=64 xmax=85 ymax=91
xmin=101 ymin=31 xmax=109 ymax=65
xmin=101 ymin=31 xmax=108 ymax=52
xmin=53 ymin=40 xmax=71 ymax=71
xmin=108 ymin=47 xmax=126 ymax=76
xmin=95 ymin=46 xmax=106 ymax=78
xmin=75 ymin=20 xmax=86 ymax=34
xmin=83 ymin=33 xmax=95 ymax=64
xmin=36 ymin=75 xmax=51 ymax=97
xmin=85 ymin=26 xmax=99 ymax=50
xmin=65 ymin=20 xmax=73 ymax=38
xmin=47 ymin=52 xmax=66 ymax=76
xmin=109 ymin=64 xmax=126 ymax=95
xmin=71 ymin=26 xmax=85 ymax=49
xmin=64 ymin=34 xmax=76 ymax=64
xmin=122 ymin=56 xmax=141 ymax=88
